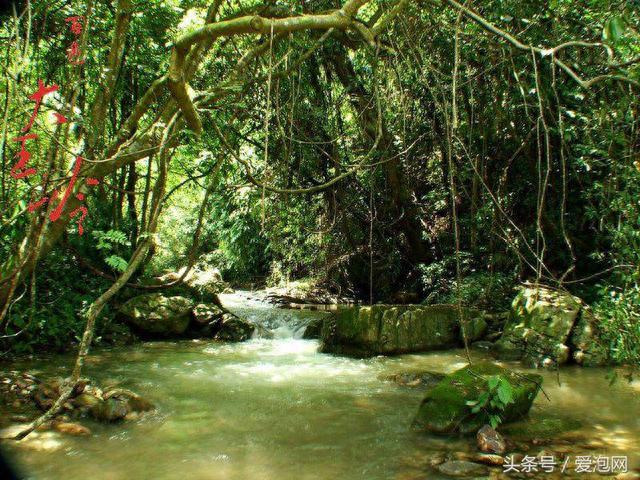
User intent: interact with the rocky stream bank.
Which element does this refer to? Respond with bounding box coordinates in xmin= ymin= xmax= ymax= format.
xmin=0 ymin=278 xmax=633 ymax=479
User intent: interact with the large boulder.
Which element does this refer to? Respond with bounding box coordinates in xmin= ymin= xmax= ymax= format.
xmin=494 ymin=284 xmax=581 ymax=367
xmin=320 ymin=305 xmax=482 ymax=356
xmin=412 ymin=361 xmax=542 ymax=435
xmin=192 ymin=303 xmax=225 ymax=327
xmin=181 ymin=265 xmax=226 ymax=296
xmin=119 ymin=294 xmax=194 ymax=337
xmin=147 ymin=263 xmax=229 ymax=303
xmin=302 ymin=317 xmax=324 ymax=339
xmin=187 ymin=302 xmax=226 ymax=337
xmin=461 ymin=316 xmax=488 ymax=344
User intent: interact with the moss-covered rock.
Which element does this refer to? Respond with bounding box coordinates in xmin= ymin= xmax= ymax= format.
xmin=494 ymin=285 xmax=580 ymax=367
xmin=118 ymin=294 xmax=194 ymax=337
xmin=103 ymin=388 xmax=155 ymax=413
xmin=461 ymin=317 xmax=488 ymax=344
xmin=213 ymin=314 xmax=255 ymax=342
xmin=72 ymin=392 xmax=101 ymax=410
xmin=302 ymin=317 xmax=324 ymax=339
xmin=320 ymin=305 xmax=483 ymax=356
xmin=568 ymin=308 xmax=609 ymax=366
xmin=90 ymin=398 xmax=129 ymax=422
xmin=192 ymin=303 xmax=224 ymax=326
xmin=412 ymin=361 xmax=542 ymax=435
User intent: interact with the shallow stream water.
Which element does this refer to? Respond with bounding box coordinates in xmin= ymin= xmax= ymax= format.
xmin=1 ymin=292 xmax=639 ymax=479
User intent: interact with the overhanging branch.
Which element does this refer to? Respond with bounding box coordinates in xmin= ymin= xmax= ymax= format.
xmin=167 ymin=0 xmax=370 ymax=133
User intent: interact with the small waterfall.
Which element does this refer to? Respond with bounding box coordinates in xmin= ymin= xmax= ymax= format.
xmin=219 ymin=291 xmax=326 ymax=339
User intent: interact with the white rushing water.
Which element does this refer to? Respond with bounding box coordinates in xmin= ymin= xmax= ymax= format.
xmin=219 ymin=290 xmax=329 ymax=339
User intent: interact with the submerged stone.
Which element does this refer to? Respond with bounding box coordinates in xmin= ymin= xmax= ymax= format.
xmin=412 ymin=361 xmax=542 ymax=435
xmin=53 ymin=421 xmax=91 ymax=436
xmin=320 ymin=305 xmax=484 ymax=356
xmin=500 ymin=416 xmax=582 ymax=440
xmin=476 ymin=425 xmax=506 ymax=454
xmin=384 ymin=371 xmax=446 ymax=389
xmin=436 ymin=460 xmax=488 ymax=477
xmin=90 ymin=398 xmax=129 ymax=422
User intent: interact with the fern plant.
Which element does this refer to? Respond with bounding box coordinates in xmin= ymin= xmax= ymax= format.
xmin=91 ymin=230 xmax=131 ymax=273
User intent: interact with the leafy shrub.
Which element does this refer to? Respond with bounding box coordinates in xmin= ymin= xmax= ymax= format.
xmin=466 ymin=374 xmax=516 ymax=429
xmin=420 ymin=254 xmax=517 ymax=311
xmin=593 ymin=284 xmax=640 ymax=366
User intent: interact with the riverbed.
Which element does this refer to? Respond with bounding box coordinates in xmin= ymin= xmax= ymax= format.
xmin=1 ymin=293 xmax=639 ymax=479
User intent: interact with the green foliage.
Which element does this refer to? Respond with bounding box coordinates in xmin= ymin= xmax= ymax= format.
xmin=0 ymin=250 xmax=116 ymax=355
xmin=2 ymin=0 xmax=640 ymax=358
xmin=105 ymin=255 xmax=129 ymax=273
xmin=419 ymin=254 xmax=517 ymax=311
xmin=91 ymin=230 xmax=131 ymax=273
xmin=603 ymin=17 xmax=625 ymax=43
xmin=466 ymin=375 xmax=516 ymax=429
xmin=593 ymin=285 xmax=640 ymax=365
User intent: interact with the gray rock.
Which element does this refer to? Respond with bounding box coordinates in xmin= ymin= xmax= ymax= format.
xmin=119 ymin=294 xmax=194 ymax=336
xmin=320 ymin=304 xmax=483 ymax=356
xmin=214 ymin=314 xmax=255 ymax=342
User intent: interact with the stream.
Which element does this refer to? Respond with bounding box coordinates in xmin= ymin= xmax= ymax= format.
xmin=1 ymin=292 xmax=639 ymax=479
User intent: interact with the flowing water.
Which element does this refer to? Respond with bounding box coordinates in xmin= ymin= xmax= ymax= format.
xmin=1 ymin=292 xmax=639 ymax=479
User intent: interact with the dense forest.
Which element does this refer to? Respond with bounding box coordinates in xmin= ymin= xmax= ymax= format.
xmin=0 ymin=0 xmax=639 ymax=477
xmin=1 ymin=0 xmax=638 ymax=359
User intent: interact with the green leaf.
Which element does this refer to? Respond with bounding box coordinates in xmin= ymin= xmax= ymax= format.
xmin=603 ymin=17 xmax=624 ymax=42
xmin=489 ymin=414 xmax=501 ymax=429
xmin=105 ymin=255 xmax=129 ymax=272
xmin=104 ymin=230 xmax=130 ymax=246
xmin=497 ymin=379 xmax=515 ymax=405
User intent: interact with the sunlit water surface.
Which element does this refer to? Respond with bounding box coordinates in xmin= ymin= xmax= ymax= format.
xmin=1 ymin=293 xmax=639 ymax=479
